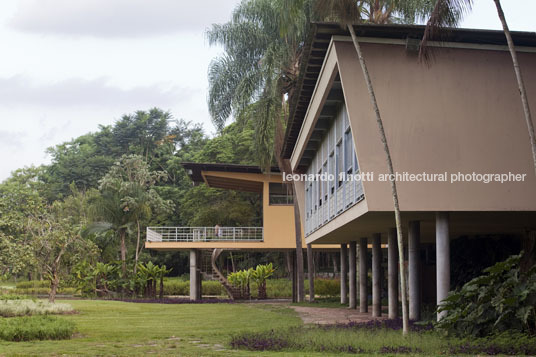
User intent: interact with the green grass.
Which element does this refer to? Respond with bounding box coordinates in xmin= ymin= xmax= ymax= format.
xmin=231 ymin=326 xmax=449 ymax=355
xmin=0 ymin=315 xmax=75 ymax=342
xmin=0 ymin=299 xmax=312 ymax=356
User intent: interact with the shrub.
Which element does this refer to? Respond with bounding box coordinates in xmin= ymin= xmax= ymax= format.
xmin=315 ymin=279 xmax=340 ymax=297
xmin=15 ymin=281 xmax=49 ymax=289
xmin=13 ymin=287 xmax=76 ymax=296
xmin=0 ymin=315 xmax=75 ymax=341
xmin=162 ymin=280 xmax=226 ymax=296
xmin=437 ymin=254 xmax=536 ymax=337
xmin=0 ymin=294 xmax=31 ymax=300
xmin=0 ymin=299 xmax=74 ymax=317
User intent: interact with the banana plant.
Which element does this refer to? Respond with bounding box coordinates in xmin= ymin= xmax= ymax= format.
xmin=252 ymin=263 xmax=275 ymax=299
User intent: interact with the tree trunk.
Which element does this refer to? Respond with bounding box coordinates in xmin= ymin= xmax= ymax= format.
xmin=493 ymin=0 xmax=536 ymax=176
xmin=49 ymin=271 xmax=59 ymax=303
xmin=286 ymin=251 xmax=292 ymax=279
xmin=159 ymin=276 xmax=164 ymax=299
xmin=134 ymin=219 xmax=141 ymax=275
xmin=120 ymin=229 xmax=127 ymax=274
xmin=347 ymin=24 xmax=409 ymax=334
xmin=307 ymin=243 xmax=315 ymax=302
xmin=291 ymin=181 xmax=305 ymax=302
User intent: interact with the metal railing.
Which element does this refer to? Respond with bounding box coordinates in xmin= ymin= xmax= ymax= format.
xmin=146 ymin=226 xmax=264 ymax=242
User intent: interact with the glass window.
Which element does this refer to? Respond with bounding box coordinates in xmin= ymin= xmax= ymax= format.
xmin=329 ymin=152 xmax=335 ymax=195
xmin=344 ymin=129 xmax=353 ymax=174
xmin=269 ymin=183 xmax=293 ymax=205
xmin=336 ymin=141 xmax=343 ymax=187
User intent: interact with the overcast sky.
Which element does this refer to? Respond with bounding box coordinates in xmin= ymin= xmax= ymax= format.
xmin=0 ymin=0 xmax=534 ymax=181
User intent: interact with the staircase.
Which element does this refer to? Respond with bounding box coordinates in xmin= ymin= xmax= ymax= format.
xmin=211 ymin=248 xmax=242 ymax=300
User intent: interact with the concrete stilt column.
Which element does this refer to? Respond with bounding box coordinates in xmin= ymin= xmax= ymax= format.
xmin=291 ymin=251 xmax=297 ymax=303
xmin=372 ymin=233 xmax=382 ymax=317
xmin=340 ymin=244 xmax=348 ymax=305
xmin=189 ymin=249 xmax=200 ymax=301
xmin=307 ymin=244 xmax=315 ymax=302
xmin=436 ymin=212 xmax=450 ymax=321
xmin=359 ymin=237 xmax=368 ymax=313
xmin=409 ymin=221 xmax=421 ymax=321
xmin=387 ymin=228 xmax=399 ymax=319
xmin=348 ymin=242 xmax=357 ymax=309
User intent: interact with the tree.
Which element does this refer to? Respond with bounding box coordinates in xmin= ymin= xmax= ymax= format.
xmin=90 ymin=155 xmax=172 ymax=274
xmin=420 ymin=0 xmax=535 ymax=177
xmin=312 ymin=0 xmax=437 ymax=334
xmin=30 ymin=191 xmax=98 ymax=302
xmin=207 ymin=0 xmax=312 ymax=302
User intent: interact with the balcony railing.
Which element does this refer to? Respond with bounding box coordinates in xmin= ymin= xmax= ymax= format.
xmin=146 ymin=226 xmax=264 ymax=242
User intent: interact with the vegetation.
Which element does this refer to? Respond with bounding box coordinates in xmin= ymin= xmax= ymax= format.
xmin=437 ymin=254 xmax=536 ymax=337
xmin=0 ymin=300 xmax=301 ymax=355
xmin=0 ymin=299 xmax=74 ymax=317
xmin=0 ymin=315 xmax=75 ymax=342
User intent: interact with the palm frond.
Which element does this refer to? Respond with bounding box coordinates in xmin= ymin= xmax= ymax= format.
xmin=419 ymin=0 xmax=472 ymax=63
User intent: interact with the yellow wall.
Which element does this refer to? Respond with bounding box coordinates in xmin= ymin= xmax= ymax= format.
xmin=146 ymin=170 xmax=338 ymax=250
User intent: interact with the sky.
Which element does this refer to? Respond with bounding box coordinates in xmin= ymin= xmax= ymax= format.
xmin=0 ymin=0 xmax=535 ymax=181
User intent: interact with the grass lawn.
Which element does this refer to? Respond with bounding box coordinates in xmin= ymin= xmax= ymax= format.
xmin=0 ymin=299 xmax=330 ymax=356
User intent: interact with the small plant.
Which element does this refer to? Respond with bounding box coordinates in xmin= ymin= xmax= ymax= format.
xmin=228 ymin=268 xmax=254 ymax=299
xmin=252 ymin=263 xmax=274 ymax=299
xmin=0 ymin=315 xmax=75 ymax=341
xmin=0 ymin=299 xmax=74 ymax=317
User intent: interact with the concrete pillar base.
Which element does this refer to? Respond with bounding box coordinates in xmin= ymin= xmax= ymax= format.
xmin=372 ymin=233 xmax=382 ymax=317
xmin=359 ymin=237 xmax=368 ymax=313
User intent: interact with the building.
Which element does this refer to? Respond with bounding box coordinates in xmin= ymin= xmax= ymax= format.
xmin=281 ymin=23 xmax=536 ymax=319
xmin=145 ymin=162 xmax=337 ymax=300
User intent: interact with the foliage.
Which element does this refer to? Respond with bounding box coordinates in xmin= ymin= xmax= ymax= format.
xmin=0 ymin=315 xmax=75 ymax=341
xmin=251 ymin=263 xmax=275 ymax=299
xmin=0 ymin=299 xmax=74 ymax=317
xmin=162 ymin=280 xmax=226 ymax=296
xmin=437 ymin=254 xmax=536 ymax=337
xmin=135 ymin=261 xmax=172 ymax=298
xmin=228 ymin=268 xmax=255 ymax=299
xmin=314 ymin=278 xmax=340 ymax=297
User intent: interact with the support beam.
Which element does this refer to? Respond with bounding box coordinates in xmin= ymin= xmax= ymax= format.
xmin=340 ymin=244 xmax=348 ymax=305
xmin=348 ymin=242 xmax=357 ymax=309
xmin=291 ymin=251 xmax=297 ymax=303
xmin=436 ymin=212 xmax=450 ymax=321
xmin=409 ymin=221 xmax=421 ymax=321
xmin=359 ymin=237 xmax=368 ymax=313
xmin=372 ymin=233 xmax=382 ymax=317
xmin=189 ymin=249 xmax=201 ymax=301
xmin=388 ymin=228 xmax=399 ymax=319
xmin=197 ymin=250 xmax=202 ymax=300
xmin=307 ymin=244 xmax=315 ymax=302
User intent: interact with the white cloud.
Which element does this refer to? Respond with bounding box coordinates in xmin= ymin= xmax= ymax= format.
xmin=9 ymin=0 xmax=237 ymax=38
xmin=0 ymin=75 xmax=194 ymax=108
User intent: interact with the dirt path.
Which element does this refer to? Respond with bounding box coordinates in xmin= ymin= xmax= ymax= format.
xmin=289 ymin=305 xmax=388 ymax=325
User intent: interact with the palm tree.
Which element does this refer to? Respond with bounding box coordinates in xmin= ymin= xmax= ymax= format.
xmin=420 ymin=0 xmax=535 ymax=176
xmin=312 ymin=0 xmax=437 ymax=335
xmin=207 ymin=0 xmax=312 ymax=301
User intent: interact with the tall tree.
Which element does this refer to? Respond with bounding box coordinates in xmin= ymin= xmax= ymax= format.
xmin=90 ymin=155 xmax=172 ymax=274
xmin=207 ymin=0 xmax=312 ymax=301
xmin=313 ymin=0 xmax=436 ymax=334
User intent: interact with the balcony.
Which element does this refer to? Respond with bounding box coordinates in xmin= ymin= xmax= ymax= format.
xmin=146 ymin=227 xmax=264 ymax=243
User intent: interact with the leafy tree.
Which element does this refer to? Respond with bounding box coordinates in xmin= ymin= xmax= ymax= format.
xmin=90 ymin=155 xmax=173 ymax=274
xmin=29 ymin=191 xmax=99 ymax=302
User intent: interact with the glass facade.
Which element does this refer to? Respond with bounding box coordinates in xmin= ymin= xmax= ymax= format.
xmin=304 ymin=103 xmax=364 ymax=236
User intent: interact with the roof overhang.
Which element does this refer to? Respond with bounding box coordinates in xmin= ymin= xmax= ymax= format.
xmin=281 ymin=22 xmax=536 ymax=161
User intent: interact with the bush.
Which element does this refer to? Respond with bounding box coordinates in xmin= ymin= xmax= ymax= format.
xmin=162 ymin=280 xmax=226 ymax=296
xmin=0 ymin=294 xmax=31 ymax=300
xmin=15 ymin=281 xmax=49 ymax=289
xmin=13 ymin=287 xmax=76 ymax=296
xmin=0 ymin=315 xmax=75 ymax=341
xmin=0 ymin=299 xmax=74 ymax=317
xmin=315 ymin=279 xmax=340 ymax=297
xmin=437 ymin=254 xmax=536 ymax=337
